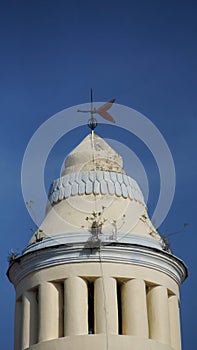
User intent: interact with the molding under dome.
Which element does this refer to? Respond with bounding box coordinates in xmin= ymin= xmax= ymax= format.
xmin=8 ymin=241 xmax=187 ymax=287
xmin=23 ymin=232 xmax=163 ymax=254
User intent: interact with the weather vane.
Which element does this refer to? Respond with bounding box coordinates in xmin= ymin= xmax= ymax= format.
xmin=77 ymin=88 xmax=116 ymax=130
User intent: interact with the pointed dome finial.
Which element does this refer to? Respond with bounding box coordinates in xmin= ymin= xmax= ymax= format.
xmin=62 ymin=132 xmax=124 ymax=176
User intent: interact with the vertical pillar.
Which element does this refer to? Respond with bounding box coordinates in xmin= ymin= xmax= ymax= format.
xmin=147 ymin=285 xmax=171 ymax=344
xmin=94 ymin=277 xmax=118 ymax=334
xmin=64 ymin=277 xmax=88 ymax=335
xmin=21 ymin=290 xmax=38 ymax=349
xmin=14 ymin=298 xmax=22 ymax=350
xmin=121 ymin=279 xmax=148 ymax=337
xmin=38 ymin=282 xmax=59 ymax=342
xmin=169 ymin=294 xmax=181 ymax=350
xmin=21 ymin=293 xmax=30 ymax=350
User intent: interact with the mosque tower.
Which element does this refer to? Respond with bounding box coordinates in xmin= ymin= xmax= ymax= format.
xmin=7 ymin=130 xmax=187 ymax=350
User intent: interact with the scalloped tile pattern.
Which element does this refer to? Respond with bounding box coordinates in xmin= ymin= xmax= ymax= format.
xmin=48 ymin=171 xmax=144 ymax=204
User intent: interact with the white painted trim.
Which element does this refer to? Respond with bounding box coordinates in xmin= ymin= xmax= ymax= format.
xmin=8 ymin=242 xmax=187 ymax=287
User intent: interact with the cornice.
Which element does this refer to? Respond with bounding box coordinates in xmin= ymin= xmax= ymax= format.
xmin=7 ymin=241 xmax=187 ymax=288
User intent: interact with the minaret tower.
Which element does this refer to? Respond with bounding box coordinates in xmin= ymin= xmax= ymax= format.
xmin=7 ymin=131 xmax=187 ymax=350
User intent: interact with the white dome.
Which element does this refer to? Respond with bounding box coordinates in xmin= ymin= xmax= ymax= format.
xmin=27 ymin=132 xmax=163 ymax=251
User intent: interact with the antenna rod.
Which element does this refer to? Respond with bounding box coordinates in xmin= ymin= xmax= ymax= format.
xmin=90 ymin=88 xmax=93 ymax=120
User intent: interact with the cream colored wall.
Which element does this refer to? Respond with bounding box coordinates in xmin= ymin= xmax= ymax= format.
xmin=25 ymin=334 xmax=177 ymax=350
xmin=34 ymin=194 xmax=150 ymax=241
xmin=14 ymin=261 xmax=181 ymax=350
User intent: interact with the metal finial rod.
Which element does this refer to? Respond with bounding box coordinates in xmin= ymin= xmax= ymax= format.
xmin=89 ymin=88 xmax=97 ymax=130
xmin=91 ymin=88 xmax=93 ymax=112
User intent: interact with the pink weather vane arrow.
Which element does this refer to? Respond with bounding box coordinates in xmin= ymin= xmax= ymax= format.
xmin=77 ymin=88 xmax=116 ymax=130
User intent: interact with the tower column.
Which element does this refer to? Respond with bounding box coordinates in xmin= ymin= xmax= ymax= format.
xmin=64 ymin=277 xmax=88 ymax=335
xmin=21 ymin=293 xmax=30 ymax=350
xmin=121 ymin=279 xmax=148 ymax=337
xmin=147 ymin=285 xmax=171 ymax=344
xmin=21 ymin=290 xmax=37 ymax=349
xmin=94 ymin=277 xmax=118 ymax=334
xmin=38 ymin=282 xmax=59 ymax=342
xmin=169 ymin=294 xmax=181 ymax=350
xmin=14 ymin=299 xmax=22 ymax=350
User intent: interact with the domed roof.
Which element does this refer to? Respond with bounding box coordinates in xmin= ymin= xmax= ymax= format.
xmin=26 ymin=132 xmax=163 ymax=253
xmin=62 ymin=133 xmax=124 ymax=175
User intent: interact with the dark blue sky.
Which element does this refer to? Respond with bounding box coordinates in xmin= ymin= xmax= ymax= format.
xmin=1 ymin=1 xmax=197 ymax=349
